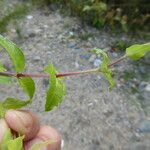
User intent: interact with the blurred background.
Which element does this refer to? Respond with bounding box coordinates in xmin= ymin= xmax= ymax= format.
xmin=0 ymin=0 xmax=150 ymax=149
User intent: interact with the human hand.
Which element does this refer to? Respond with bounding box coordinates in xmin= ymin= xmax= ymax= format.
xmin=0 ymin=110 xmax=61 ymax=150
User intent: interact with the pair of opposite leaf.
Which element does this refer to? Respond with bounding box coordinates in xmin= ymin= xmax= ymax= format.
xmin=0 ymin=35 xmax=150 ymax=113
xmin=0 ymin=35 xmax=150 ymax=114
xmin=0 ymin=34 xmax=65 ymax=117
xmin=93 ymin=42 xmax=150 ymax=89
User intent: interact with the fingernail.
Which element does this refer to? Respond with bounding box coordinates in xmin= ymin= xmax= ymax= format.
xmin=5 ymin=110 xmax=33 ymax=134
xmin=0 ymin=119 xmax=9 ymax=141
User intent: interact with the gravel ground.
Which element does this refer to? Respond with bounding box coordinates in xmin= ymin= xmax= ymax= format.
xmin=0 ymin=7 xmax=150 ymax=150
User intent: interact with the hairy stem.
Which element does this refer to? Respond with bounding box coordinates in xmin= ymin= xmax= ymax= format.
xmin=0 ymin=55 xmax=126 ymax=78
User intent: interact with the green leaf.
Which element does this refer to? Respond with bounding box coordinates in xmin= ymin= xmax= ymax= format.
xmin=126 ymin=43 xmax=150 ymax=60
xmin=92 ymin=48 xmax=115 ymax=90
xmin=1 ymin=129 xmax=13 ymax=142
xmin=2 ymin=77 xmax=35 ymax=110
xmin=0 ymin=76 xmax=11 ymax=84
xmin=0 ymin=63 xmax=6 ymax=72
xmin=18 ymin=77 xmax=35 ymax=99
xmin=83 ymin=5 xmax=91 ymax=11
xmin=0 ymin=62 xmax=12 ymax=84
xmin=29 ymin=140 xmax=55 ymax=150
xmin=0 ymin=129 xmax=24 ymax=150
xmin=0 ymin=129 xmax=13 ymax=150
xmin=7 ymin=136 xmax=24 ymax=150
xmin=0 ymin=102 xmax=5 ymax=118
xmin=83 ymin=2 xmax=107 ymax=12
xmin=0 ymin=34 xmax=25 ymax=72
xmin=44 ymin=64 xmax=66 ymax=111
xmin=2 ymin=98 xmax=31 ymax=109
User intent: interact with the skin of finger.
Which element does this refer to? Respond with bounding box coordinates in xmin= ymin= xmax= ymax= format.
xmin=5 ymin=110 xmax=40 ymax=141
xmin=24 ymin=126 xmax=61 ymax=150
xmin=0 ymin=119 xmax=9 ymax=141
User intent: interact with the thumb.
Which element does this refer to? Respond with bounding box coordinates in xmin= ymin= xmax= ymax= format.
xmin=0 ymin=119 xmax=9 ymax=141
xmin=5 ymin=110 xmax=40 ymax=141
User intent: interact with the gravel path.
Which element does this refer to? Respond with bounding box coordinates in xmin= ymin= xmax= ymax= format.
xmin=0 ymin=7 xmax=150 ymax=150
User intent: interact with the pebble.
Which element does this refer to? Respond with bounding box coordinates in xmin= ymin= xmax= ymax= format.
xmin=139 ymin=81 xmax=150 ymax=92
xmin=69 ymin=31 xmax=74 ymax=36
xmin=34 ymin=28 xmax=42 ymax=34
xmin=33 ymin=56 xmax=41 ymax=61
xmin=145 ymin=84 xmax=150 ymax=92
xmin=26 ymin=15 xmax=33 ymax=20
xmin=84 ymin=42 xmax=92 ymax=47
xmin=67 ymin=42 xmax=76 ymax=49
xmin=74 ymin=48 xmax=82 ymax=53
xmin=43 ymin=24 xmax=48 ymax=28
xmin=29 ymin=33 xmax=36 ymax=38
xmin=88 ymin=54 xmax=96 ymax=62
xmin=103 ymin=109 xmax=113 ymax=117
xmin=93 ymin=59 xmax=102 ymax=67
xmin=88 ymin=102 xmax=93 ymax=107
xmin=112 ymin=52 xmax=118 ymax=57
xmin=75 ymin=62 xmax=79 ymax=68
xmin=79 ymin=53 xmax=91 ymax=60
xmin=58 ymin=34 xmax=64 ymax=40
xmin=139 ymin=82 xmax=147 ymax=91
xmin=137 ymin=120 xmax=150 ymax=133
xmin=47 ymin=51 xmax=51 ymax=55
xmin=130 ymin=133 xmax=141 ymax=142
xmin=139 ymin=66 xmax=146 ymax=74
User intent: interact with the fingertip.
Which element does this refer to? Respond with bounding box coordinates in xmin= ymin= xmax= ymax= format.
xmin=37 ymin=126 xmax=61 ymax=149
xmin=5 ymin=110 xmax=40 ymax=141
xmin=25 ymin=126 xmax=61 ymax=150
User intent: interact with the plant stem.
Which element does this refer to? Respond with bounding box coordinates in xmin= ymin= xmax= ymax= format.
xmin=0 ymin=68 xmax=99 ymax=78
xmin=0 ymin=55 xmax=126 ymax=78
xmin=56 ymin=68 xmax=99 ymax=78
xmin=109 ymin=55 xmax=126 ymax=67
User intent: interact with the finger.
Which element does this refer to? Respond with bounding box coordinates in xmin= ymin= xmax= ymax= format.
xmin=0 ymin=119 xmax=9 ymax=141
xmin=24 ymin=126 xmax=61 ymax=150
xmin=5 ymin=110 xmax=40 ymax=141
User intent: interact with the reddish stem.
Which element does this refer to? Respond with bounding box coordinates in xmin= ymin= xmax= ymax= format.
xmin=0 ymin=55 xmax=126 ymax=78
xmin=109 ymin=55 xmax=126 ymax=67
